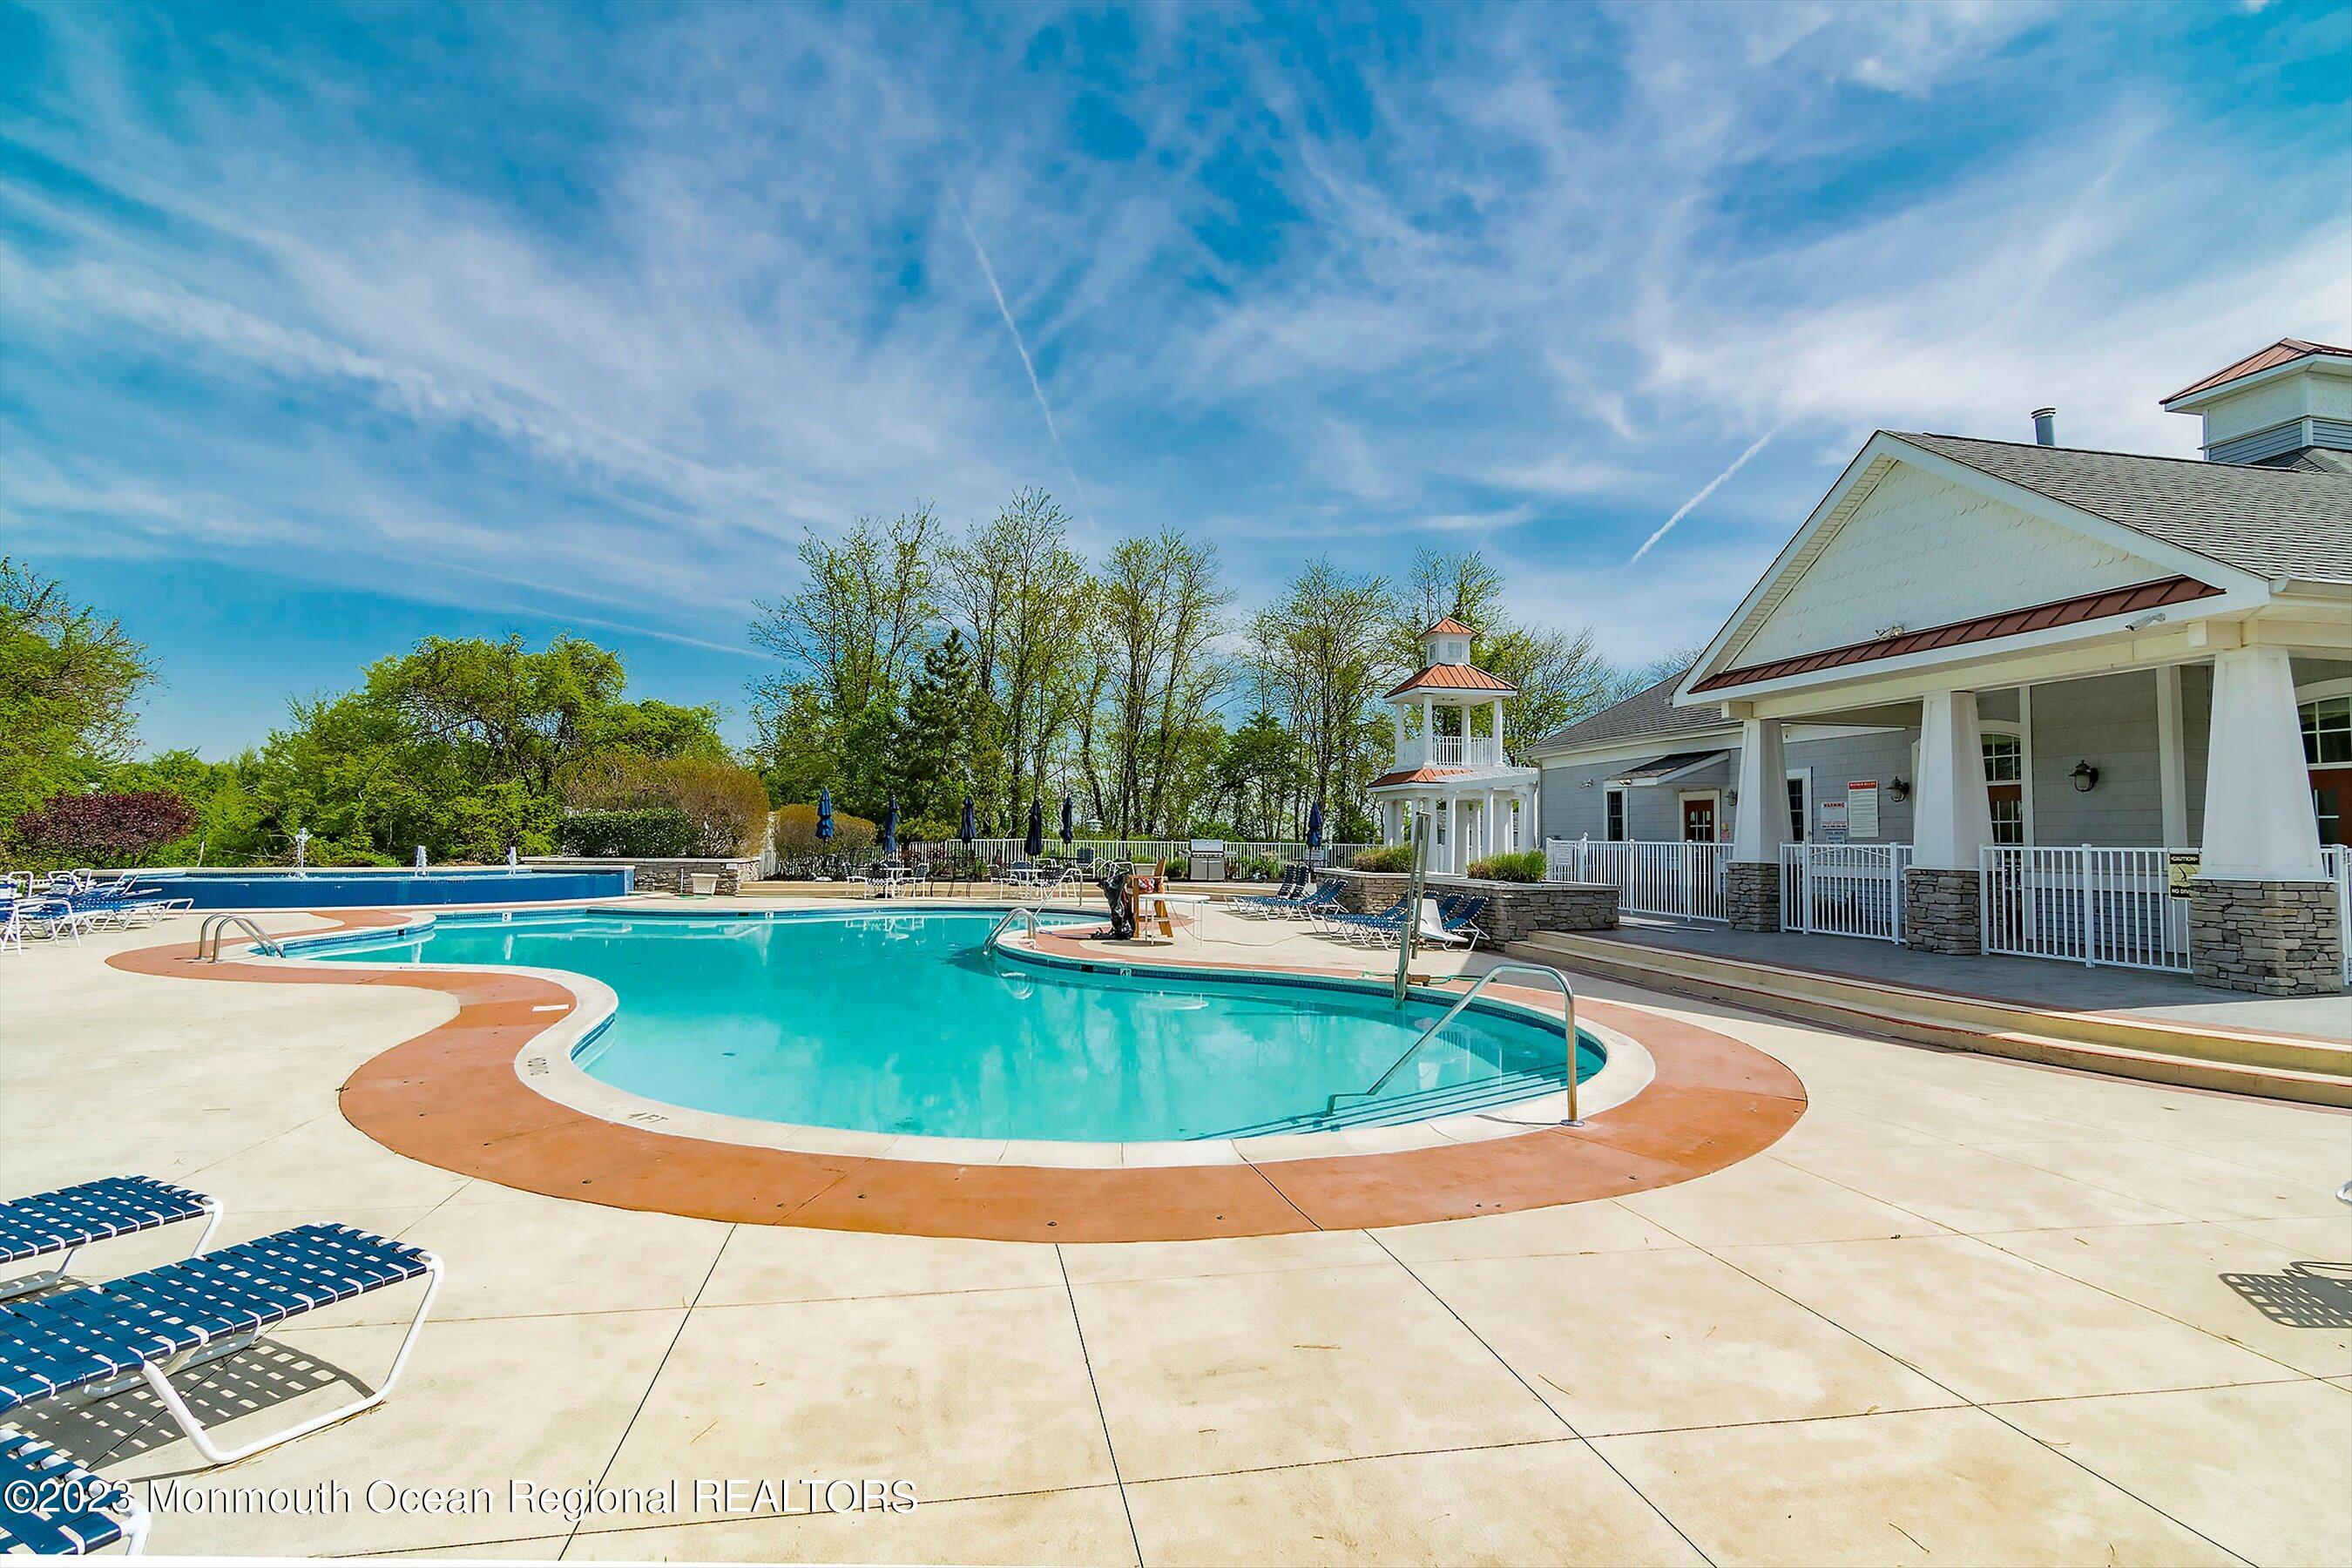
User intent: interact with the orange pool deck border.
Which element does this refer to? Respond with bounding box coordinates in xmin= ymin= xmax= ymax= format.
xmin=110 ymin=910 xmax=1808 ymax=1243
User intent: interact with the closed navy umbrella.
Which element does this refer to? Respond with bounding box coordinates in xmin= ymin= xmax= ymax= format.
xmin=881 ymin=797 xmax=900 ymax=855
xmin=1307 ymin=801 xmax=1325 ymax=867
xmin=1060 ymin=795 xmax=1075 ymax=845
xmin=814 ymin=787 xmax=835 ymax=841
xmin=958 ymin=796 xmax=977 ymax=844
xmin=1024 ymin=799 xmax=1045 ymax=857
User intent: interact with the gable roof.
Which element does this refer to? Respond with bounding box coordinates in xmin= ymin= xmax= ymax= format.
xmin=2162 ymin=338 xmax=2352 ymax=405
xmin=1384 ymin=662 xmax=1518 ymax=700
xmin=1529 ymin=667 xmax=1727 ymax=753
xmin=1688 ymin=575 xmax=2220 ymax=693
xmin=1892 ymin=432 xmax=2352 ymax=585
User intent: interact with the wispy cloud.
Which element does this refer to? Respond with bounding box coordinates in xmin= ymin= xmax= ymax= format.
xmin=1627 ymin=429 xmax=1780 ymax=567
xmin=947 ymin=191 xmax=1094 ymax=527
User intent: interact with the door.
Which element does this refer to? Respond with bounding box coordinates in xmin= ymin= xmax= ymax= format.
xmin=1988 ymin=783 xmax=2024 ymax=846
xmin=2313 ymin=767 xmax=2352 ymax=847
xmin=1680 ymin=794 xmax=1716 ymax=842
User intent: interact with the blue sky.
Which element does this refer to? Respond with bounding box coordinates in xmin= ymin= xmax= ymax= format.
xmin=3 ymin=0 xmax=2347 ymax=755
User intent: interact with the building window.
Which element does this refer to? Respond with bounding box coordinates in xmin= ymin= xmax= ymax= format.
xmin=2303 ymin=695 xmax=2352 ymax=765
xmin=1785 ymin=776 xmax=1807 ymax=843
xmin=1983 ymin=733 xmax=2023 ymax=783
xmin=1605 ymin=787 xmax=1625 ymax=842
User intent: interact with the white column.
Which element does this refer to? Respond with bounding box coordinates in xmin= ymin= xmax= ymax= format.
xmin=2200 ymin=645 xmax=2323 ymax=879
xmin=1446 ymin=796 xmax=1462 ymax=875
xmin=1730 ymin=717 xmax=1790 ymax=863
xmin=1913 ymin=690 xmax=1993 ymax=871
xmin=1492 ymin=699 xmax=1507 ymax=763
xmin=1422 ymin=696 xmax=1435 ymax=765
xmin=2156 ymin=666 xmax=2188 ymax=847
xmin=1392 ymin=705 xmax=1406 ymax=765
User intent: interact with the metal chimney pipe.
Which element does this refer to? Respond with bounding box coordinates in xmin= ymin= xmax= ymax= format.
xmin=2031 ymin=408 xmax=2057 ymax=446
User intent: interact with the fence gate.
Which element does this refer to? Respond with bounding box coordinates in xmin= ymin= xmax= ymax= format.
xmin=1779 ymin=842 xmax=1910 ymax=943
xmin=1979 ymin=845 xmax=2191 ymax=972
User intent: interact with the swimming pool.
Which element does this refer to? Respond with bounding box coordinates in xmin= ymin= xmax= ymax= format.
xmin=139 ymin=868 xmax=632 ymax=909
xmin=294 ymin=909 xmax=1599 ymax=1143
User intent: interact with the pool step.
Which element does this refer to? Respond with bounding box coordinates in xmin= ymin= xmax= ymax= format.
xmin=1212 ymin=1068 xmax=1565 ymax=1139
xmin=1511 ymin=929 xmax=2352 ymax=1108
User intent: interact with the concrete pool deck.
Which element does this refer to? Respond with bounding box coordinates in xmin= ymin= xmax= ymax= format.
xmin=3 ymin=896 xmax=2349 ymax=1563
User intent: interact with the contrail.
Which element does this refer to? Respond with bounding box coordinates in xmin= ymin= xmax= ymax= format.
xmin=949 ymin=193 xmax=1095 ymax=525
xmin=1626 ymin=427 xmax=1779 ymax=565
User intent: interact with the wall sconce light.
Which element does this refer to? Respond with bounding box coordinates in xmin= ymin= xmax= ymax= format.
xmin=1580 ymin=779 xmax=1593 ymax=789
xmin=1888 ymin=777 xmax=1909 ymax=802
xmin=2071 ymin=760 xmax=2099 ymax=793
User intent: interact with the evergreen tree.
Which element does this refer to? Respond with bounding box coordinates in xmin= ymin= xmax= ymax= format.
xmin=889 ymin=630 xmax=980 ymax=823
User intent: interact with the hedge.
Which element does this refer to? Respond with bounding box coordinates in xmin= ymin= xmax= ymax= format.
xmin=557 ymin=807 xmax=697 ymax=858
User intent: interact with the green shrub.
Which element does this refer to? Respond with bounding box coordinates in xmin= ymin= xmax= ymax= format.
xmin=558 ymin=807 xmax=697 ymax=858
xmin=1468 ymin=848 xmax=1547 ymax=882
xmin=1351 ymin=844 xmax=1413 ymax=872
xmin=771 ymin=801 xmax=877 ymax=860
xmin=1229 ymin=852 xmax=1282 ymax=882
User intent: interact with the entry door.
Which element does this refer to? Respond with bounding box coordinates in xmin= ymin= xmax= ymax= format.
xmin=1988 ymin=783 xmax=2024 ymax=846
xmin=2314 ymin=767 xmax=2352 ymax=847
xmin=1680 ymin=795 xmax=1716 ymax=842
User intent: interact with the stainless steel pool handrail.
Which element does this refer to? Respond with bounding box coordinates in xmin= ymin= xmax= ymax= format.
xmin=195 ymin=913 xmax=283 ymax=962
xmin=981 ymin=905 xmax=1044 ymax=955
xmin=1328 ymin=960 xmax=1581 ymax=1125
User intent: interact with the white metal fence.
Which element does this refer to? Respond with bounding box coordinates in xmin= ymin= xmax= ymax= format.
xmin=1547 ymin=837 xmax=1729 ymax=922
xmin=2327 ymin=845 xmax=2350 ymax=986
xmin=1980 ymin=844 xmax=2191 ymax=972
xmin=851 ymin=838 xmax=1374 ymax=874
xmin=1780 ymin=842 xmax=1911 ymax=943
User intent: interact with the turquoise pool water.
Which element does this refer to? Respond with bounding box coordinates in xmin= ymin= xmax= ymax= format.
xmin=297 ymin=909 xmax=1598 ymax=1142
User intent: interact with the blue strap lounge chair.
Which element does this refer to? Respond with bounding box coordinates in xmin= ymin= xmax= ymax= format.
xmin=0 ymin=1223 xmax=440 ymax=1467
xmin=1233 ymin=864 xmax=1308 ymax=916
xmin=0 ymin=1426 xmax=148 ymax=1555
xmin=2 ymin=1178 xmax=222 ymax=1301
xmin=1324 ymin=897 xmax=1412 ymax=946
xmin=1285 ymin=880 xmax=1345 ymax=921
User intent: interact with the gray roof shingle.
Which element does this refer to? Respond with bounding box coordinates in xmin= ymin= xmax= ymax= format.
xmin=1529 ymin=667 xmax=1728 ymax=754
xmin=1895 ymin=432 xmax=2352 ymax=585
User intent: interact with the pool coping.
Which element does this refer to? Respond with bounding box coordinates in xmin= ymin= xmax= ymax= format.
xmin=110 ymin=907 xmax=1809 ymax=1242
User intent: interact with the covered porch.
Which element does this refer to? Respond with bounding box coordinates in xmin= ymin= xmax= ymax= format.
xmin=1371 ymin=773 xmax=1539 ymax=877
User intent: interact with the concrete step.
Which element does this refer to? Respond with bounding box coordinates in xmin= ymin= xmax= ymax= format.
xmin=1511 ymin=929 xmax=2352 ymax=1108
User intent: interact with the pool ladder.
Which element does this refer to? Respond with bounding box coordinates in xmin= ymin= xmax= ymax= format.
xmin=194 ymin=914 xmax=284 ymax=963
xmin=1328 ymin=961 xmax=1582 ymax=1126
xmin=981 ymin=906 xmax=1045 ymax=954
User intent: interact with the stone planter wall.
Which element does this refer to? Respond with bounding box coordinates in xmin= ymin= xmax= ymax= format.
xmin=1317 ymin=868 xmax=1617 ymax=943
xmin=2189 ymin=878 xmax=2344 ymax=997
xmin=1903 ymin=867 xmax=1982 ymax=955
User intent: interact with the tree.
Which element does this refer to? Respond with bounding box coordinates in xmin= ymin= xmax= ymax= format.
xmin=748 ymin=506 xmax=942 ymax=815
xmin=1247 ymin=561 xmax=1397 ymax=837
xmin=889 ymin=630 xmax=981 ymax=823
xmin=939 ymin=490 xmax=1086 ymax=829
xmin=0 ymin=558 xmax=157 ymax=827
xmin=10 ymin=790 xmax=193 ymax=870
xmin=1214 ymin=712 xmax=1305 ymax=841
xmin=1092 ymin=531 xmax=1230 ymax=835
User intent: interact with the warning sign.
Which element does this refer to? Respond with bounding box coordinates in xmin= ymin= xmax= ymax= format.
xmin=2166 ymin=851 xmax=2200 ymax=899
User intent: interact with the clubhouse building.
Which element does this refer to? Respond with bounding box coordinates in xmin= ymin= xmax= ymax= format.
xmin=1524 ymin=339 xmax=2351 ymax=997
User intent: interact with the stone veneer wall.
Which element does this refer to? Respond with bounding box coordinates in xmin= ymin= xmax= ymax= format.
xmin=1725 ymin=862 xmax=1781 ymax=932
xmin=2189 ymin=878 xmax=2344 ymax=997
xmin=1903 ymin=867 xmax=1982 ymax=955
xmin=1320 ymin=868 xmax=1616 ymax=943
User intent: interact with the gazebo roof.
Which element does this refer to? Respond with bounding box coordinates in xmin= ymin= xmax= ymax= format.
xmin=1383 ymin=662 xmax=1518 ymax=700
